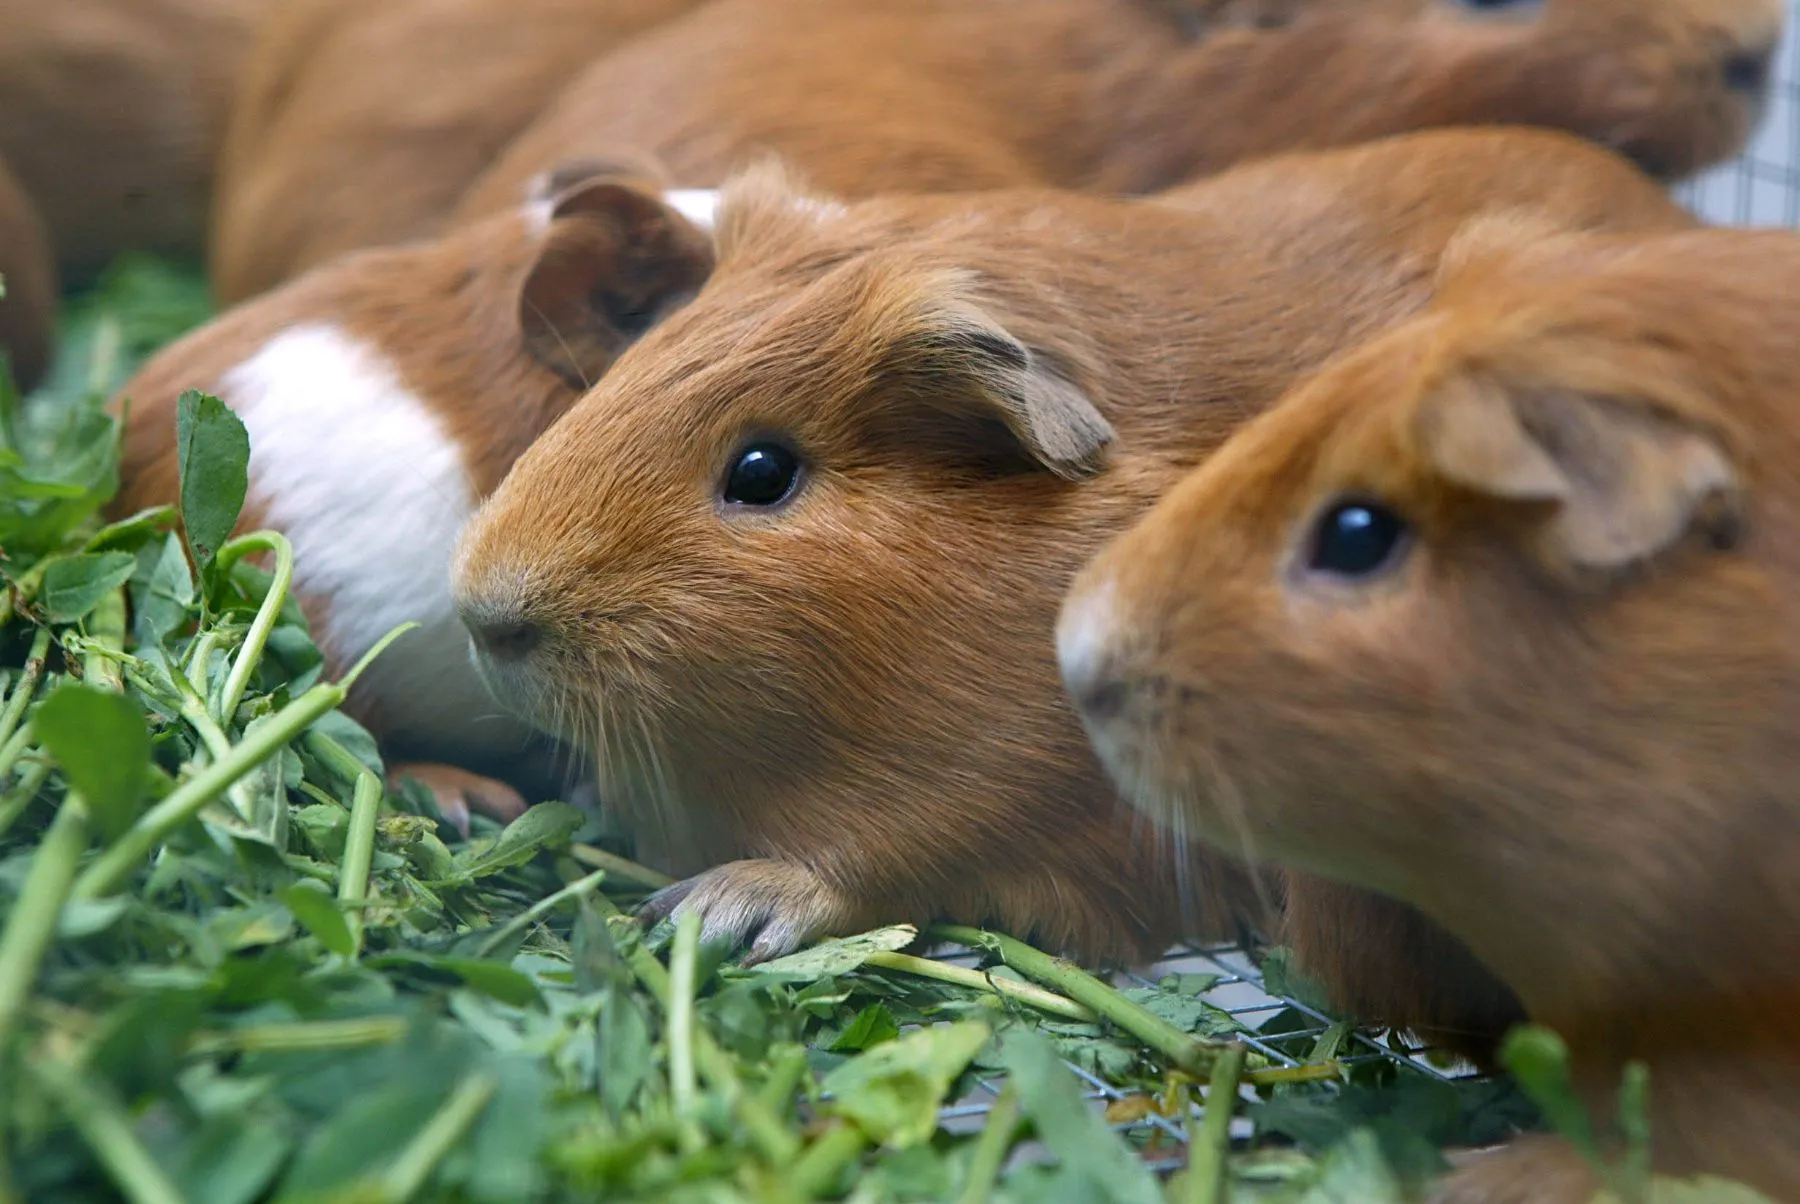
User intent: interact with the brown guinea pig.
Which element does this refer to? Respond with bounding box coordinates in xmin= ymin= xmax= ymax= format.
xmin=453 ymin=0 xmax=1778 ymax=226
xmin=209 ymin=0 xmax=707 ymax=305
xmin=111 ymin=168 xmax=717 ymax=832
xmin=1057 ymin=227 xmax=1800 ymax=1199
xmin=448 ymin=128 xmax=1697 ymax=983
xmin=0 ymin=0 xmax=273 ymax=279
xmin=0 ymin=153 xmax=57 ymax=395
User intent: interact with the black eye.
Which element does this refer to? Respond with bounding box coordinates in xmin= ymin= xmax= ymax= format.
xmin=1455 ymin=0 xmax=1539 ymax=9
xmin=1309 ymin=501 xmax=1410 ymax=578
xmin=722 ymin=442 xmax=801 ymax=507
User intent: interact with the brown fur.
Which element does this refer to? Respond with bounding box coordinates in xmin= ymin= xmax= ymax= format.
xmin=0 ymin=0 xmax=272 ymax=277
xmin=111 ymin=171 xmax=714 ymax=827
xmin=1060 ymin=228 xmax=1800 ymax=1197
xmin=0 ymin=154 xmax=57 ymax=394
xmin=450 ymin=128 xmax=1696 ymax=977
xmin=209 ymin=0 xmax=706 ymax=304
xmin=454 ymin=0 xmax=1777 ymax=225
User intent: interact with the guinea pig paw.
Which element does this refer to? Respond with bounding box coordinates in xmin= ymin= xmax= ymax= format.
xmin=636 ymin=859 xmax=859 ymax=964
xmin=390 ymin=762 xmax=530 ymax=838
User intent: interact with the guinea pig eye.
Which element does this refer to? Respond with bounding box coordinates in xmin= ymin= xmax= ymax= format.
xmin=722 ymin=441 xmax=802 ymax=508
xmin=1452 ymin=0 xmax=1541 ymax=12
xmin=1308 ymin=500 xmax=1410 ymax=579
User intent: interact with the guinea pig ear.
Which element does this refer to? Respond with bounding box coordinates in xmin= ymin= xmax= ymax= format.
xmin=518 ymin=179 xmax=717 ymax=388
xmin=1415 ymin=374 xmax=1742 ymax=573
xmin=885 ymin=302 xmax=1117 ymax=481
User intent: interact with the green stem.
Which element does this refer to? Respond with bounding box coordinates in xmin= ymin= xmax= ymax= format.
xmin=569 ymin=843 xmax=676 ymax=890
xmin=1237 ymin=1062 xmax=1339 ymax=1088
xmin=0 ymin=723 xmax=33 ymax=785
xmin=470 ymin=868 xmax=608 ymax=959
xmin=81 ymin=588 xmax=126 ymax=692
xmin=213 ymin=531 xmax=294 ymax=725
xmin=756 ymin=1043 xmax=812 ymax=1116
xmin=0 ymin=628 xmax=51 ymax=755
xmin=929 ymin=925 xmax=1220 ymax=1077
xmin=28 ymin=1057 xmax=185 ymax=1204
xmin=69 ymin=681 xmax=346 ymax=901
xmin=377 ymin=1072 xmax=497 ymax=1203
xmin=0 ymin=759 xmax=51 ymax=841
xmin=305 ymin=730 xmax=376 ymax=788
xmin=1183 ymin=1043 xmax=1245 ymax=1204
xmin=864 ymin=950 xmax=1095 ymax=1022
xmin=668 ymin=909 xmax=702 ymax=1119
xmin=0 ymin=793 xmax=88 ymax=1058
xmin=786 ymin=1121 xmax=868 ymax=1200
xmin=339 ymin=767 xmax=382 ymax=955
xmin=189 ymin=1016 xmax=408 ymax=1056
xmin=956 ymin=1084 xmax=1021 ymax=1204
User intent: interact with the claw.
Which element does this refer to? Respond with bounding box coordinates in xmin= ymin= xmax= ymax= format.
xmin=633 ymin=858 xmax=870 ymax=961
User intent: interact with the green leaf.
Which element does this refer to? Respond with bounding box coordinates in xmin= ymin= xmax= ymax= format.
xmin=598 ymin=984 xmax=655 ymax=1122
xmin=822 ymin=1020 xmax=990 ymax=1149
xmin=368 ymin=953 xmax=545 ymax=1009
xmin=166 ymin=1113 xmax=293 ymax=1204
xmin=1298 ymin=1128 xmax=1407 ymax=1204
xmin=748 ymin=924 xmax=918 ymax=981
xmin=1500 ymin=1026 xmax=1604 ymax=1165
xmin=35 ymin=683 xmax=150 ymax=839
xmin=995 ymin=1027 xmax=1163 ymax=1204
xmin=449 ymin=802 xmax=584 ymax=880
xmin=39 ymin=550 xmax=138 ymax=622
xmin=131 ymin=531 xmax=196 ymax=648
xmin=281 ymin=881 xmax=356 ymax=959
xmin=830 ymin=1003 xmax=901 ymax=1053
xmin=175 ymin=389 xmax=249 ymax=565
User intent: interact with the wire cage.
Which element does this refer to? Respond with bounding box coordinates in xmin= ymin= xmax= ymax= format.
xmin=934 ymin=5 xmax=1800 ymax=1171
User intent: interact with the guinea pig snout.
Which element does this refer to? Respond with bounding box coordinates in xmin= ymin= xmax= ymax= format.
xmin=1056 ymin=576 xmax=1135 ymax=725
xmin=456 ymin=583 xmax=546 ymax=667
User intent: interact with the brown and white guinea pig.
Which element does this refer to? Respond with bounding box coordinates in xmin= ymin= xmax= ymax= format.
xmin=209 ymin=0 xmax=708 ymax=305
xmin=110 ymin=167 xmax=718 ymax=832
xmin=0 ymin=0 xmax=273 ymax=279
xmin=453 ymin=0 xmax=1779 ymax=226
xmin=1057 ymin=226 xmax=1800 ymax=1199
xmin=0 ymin=153 xmax=58 ymax=395
xmin=447 ymin=127 xmax=1698 ymax=983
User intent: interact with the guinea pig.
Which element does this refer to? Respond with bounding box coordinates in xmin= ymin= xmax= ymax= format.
xmin=453 ymin=0 xmax=1779 ymax=225
xmin=0 ymin=0 xmax=273 ymax=279
xmin=447 ymin=127 xmax=1699 ymax=982
xmin=209 ymin=0 xmax=707 ymax=305
xmin=0 ymin=153 xmax=58 ymax=395
xmin=111 ymin=167 xmax=717 ymax=832
xmin=1056 ymin=226 xmax=1800 ymax=1198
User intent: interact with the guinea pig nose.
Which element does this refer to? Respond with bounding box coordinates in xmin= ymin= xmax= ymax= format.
xmin=465 ymin=610 xmax=543 ymax=663
xmin=1056 ymin=582 xmax=1131 ymax=723
xmin=1724 ymin=43 xmax=1776 ymax=94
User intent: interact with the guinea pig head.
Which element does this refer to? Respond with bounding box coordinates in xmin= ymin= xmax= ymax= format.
xmin=452 ymin=179 xmax=1264 ymax=961
xmin=113 ymin=168 xmax=715 ymax=792
xmin=1057 ymin=240 xmax=1786 ymax=1006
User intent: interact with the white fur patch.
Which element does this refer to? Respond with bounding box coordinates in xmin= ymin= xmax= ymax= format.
xmin=220 ymin=324 xmax=529 ymax=759
xmin=662 ymin=188 xmax=721 ymax=232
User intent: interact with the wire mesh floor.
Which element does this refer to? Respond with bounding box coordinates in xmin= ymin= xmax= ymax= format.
xmin=924 ymin=937 xmax=1483 ymax=1173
